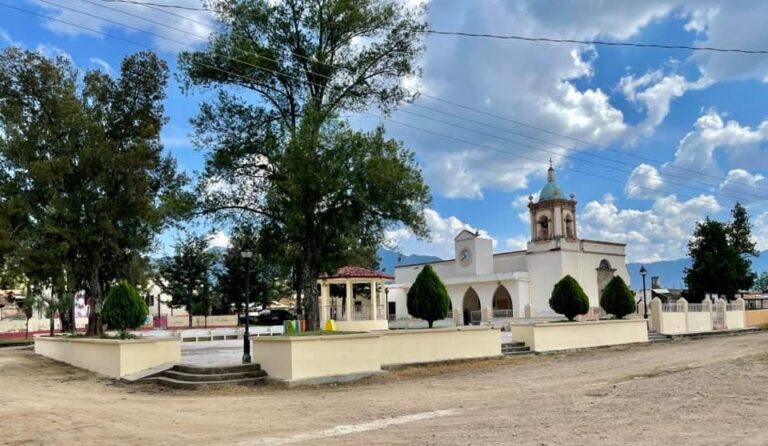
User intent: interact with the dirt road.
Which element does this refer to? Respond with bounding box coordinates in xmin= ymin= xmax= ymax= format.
xmin=2 ymin=333 xmax=768 ymax=445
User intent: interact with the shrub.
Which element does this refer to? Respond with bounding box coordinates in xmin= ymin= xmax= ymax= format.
xmin=102 ymin=281 xmax=148 ymax=339
xmin=549 ymin=275 xmax=589 ymax=321
xmin=407 ymin=265 xmax=450 ymax=328
xmin=600 ymin=276 xmax=636 ymax=319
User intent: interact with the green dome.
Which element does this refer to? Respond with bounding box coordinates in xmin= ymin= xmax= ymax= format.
xmin=539 ymin=181 xmax=562 ymax=201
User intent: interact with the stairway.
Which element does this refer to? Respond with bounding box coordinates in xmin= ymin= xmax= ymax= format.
xmin=139 ymin=363 xmax=267 ymax=389
xmin=502 ymin=341 xmax=532 ymax=356
xmin=648 ymin=332 xmax=671 ymax=343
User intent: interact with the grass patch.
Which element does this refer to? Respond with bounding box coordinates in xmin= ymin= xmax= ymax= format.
xmin=283 ymin=330 xmax=360 ymax=337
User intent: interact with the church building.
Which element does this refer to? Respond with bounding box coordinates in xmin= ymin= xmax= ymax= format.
xmin=387 ymin=164 xmax=630 ymax=324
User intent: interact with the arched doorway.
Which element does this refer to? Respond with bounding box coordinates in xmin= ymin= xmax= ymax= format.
xmin=596 ymin=259 xmax=615 ymax=299
xmin=462 ymin=288 xmax=481 ymax=325
xmin=492 ymin=285 xmax=513 ymax=317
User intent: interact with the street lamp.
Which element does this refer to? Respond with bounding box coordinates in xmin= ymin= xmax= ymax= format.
xmin=639 ymin=265 xmax=648 ymax=319
xmin=241 ymin=250 xmax=253 ymax=364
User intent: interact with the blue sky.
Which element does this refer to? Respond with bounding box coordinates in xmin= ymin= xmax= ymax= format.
xmin=2 ymin=0 xmax=768 ymax=263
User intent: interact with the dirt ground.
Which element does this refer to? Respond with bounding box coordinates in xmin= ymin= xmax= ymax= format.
xmin=2 ymin=333 xmax=768 ymax=446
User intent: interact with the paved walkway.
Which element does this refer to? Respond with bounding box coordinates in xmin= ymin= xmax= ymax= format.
xmin=181 ymin=339 xmax=245 ymax=367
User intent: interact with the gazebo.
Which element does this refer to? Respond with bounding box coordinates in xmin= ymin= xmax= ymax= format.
xmin=318 ymin=266 xmax=393 ymax=331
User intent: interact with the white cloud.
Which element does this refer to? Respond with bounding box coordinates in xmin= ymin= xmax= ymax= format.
xmin=580 ymin=193 xmax=721 ymax=262
xmin=754 ymin=211 xmax=768 ymax=251
xmin=505 ymin=235 xmax=528 ymax=251
xmin=0 ymin=28 xmax=18 ymax=46
xmin=89 ymin=57 xmax=112 ymax=74
xmin=35 ymin=43 xmax=72 ymax=61
xmin=719 ymin=169 xmax=767 ymax=204
xmin=666 ymin=110 xmax=768 ymax=177
xmin=512 ymin=193 xmax=537 ymax=223
xmin=206 ymin=230 xmax=231 ymax=249
xmin=32 ymin=0 xmax=216 ymax=52
xmin=385 ymin=208 xmax=495 ymax=258
xmin=625 ymin=164 xmax=665 ymax=199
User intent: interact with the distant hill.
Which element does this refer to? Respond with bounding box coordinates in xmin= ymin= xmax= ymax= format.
xmin=378 ymin=247 xmax=442 ymax=276
xmin=628 ymin=249 xmax=768 ymax=290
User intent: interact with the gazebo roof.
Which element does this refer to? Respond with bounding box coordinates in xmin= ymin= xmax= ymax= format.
xmin=320 ymin=265 xmax=394 ymax=280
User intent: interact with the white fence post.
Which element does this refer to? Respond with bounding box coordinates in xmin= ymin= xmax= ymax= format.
xmin=650 ymin=297 xmax=662 ymax=332
xmin=678 ymin=298 xmax=689 ymax=332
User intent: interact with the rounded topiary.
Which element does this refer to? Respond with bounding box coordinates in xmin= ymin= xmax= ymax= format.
xmin=102 ymin=281 xmax=148 ymax=338
xmin=549 ymin=275 xmax=590 ymax=321
xmin=407 ymin=265 xmax=450 ymax=328
xmin=600 ymin=276 xmax=636 ymax=319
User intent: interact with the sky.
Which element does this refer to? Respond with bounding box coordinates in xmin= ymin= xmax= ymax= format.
xmin=2 ymin=0 xmax=768 ymax=264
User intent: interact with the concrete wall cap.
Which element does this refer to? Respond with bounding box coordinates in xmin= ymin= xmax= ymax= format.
xmin=34 ymin=336 xmax=179 ymax=345
xmin=530 ymin=319 xmax=647 ymax=327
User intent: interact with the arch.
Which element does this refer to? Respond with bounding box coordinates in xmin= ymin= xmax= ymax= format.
xmin=537 ymin=215 xmax=550 ymax=239
xmin=564 ymin=214 xmax=575 ymax=239
xmin=598 ymin=259 xmax=612 ymax=270
xmin=492 ymin=285 xmax=513 ymax=310
xmin=596 ymin=259 xmax=616 ymax=299
xmin=462 ymin=287 xmax=481 ymax=325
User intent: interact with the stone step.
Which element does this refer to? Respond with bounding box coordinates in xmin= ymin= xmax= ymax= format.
xmin=503 ymin=349 xmax=532 ymax=357
xmin=161 ymin=369 xmax=267 ymax=383
xmin=140 ymin=375 xmax=267 ymax=389
xmin=501 ymin=342 xmax=526 ymax=348
xmin=172 ymin=363 xmax=261 ymax=375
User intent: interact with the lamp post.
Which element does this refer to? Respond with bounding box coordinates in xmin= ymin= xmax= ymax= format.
xmin=241 ymin=250 xmax=253 ymax=364
xmin=640 ymin=265 xmax=648 ymax=319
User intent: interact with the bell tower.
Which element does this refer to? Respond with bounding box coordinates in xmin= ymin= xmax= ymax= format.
xmin=528 ymin=162 xmax=578 ymax=243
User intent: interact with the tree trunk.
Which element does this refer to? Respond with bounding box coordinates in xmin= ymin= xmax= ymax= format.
xmin=86 ymin=266 xmax=103 ymax=336
xmin=428 ymin=320 xmax=434 ymax=328
xmin=49 ymin=298 xmax=55 ymax=337
xmin=25 ymin=319 xmax=29 ymax=339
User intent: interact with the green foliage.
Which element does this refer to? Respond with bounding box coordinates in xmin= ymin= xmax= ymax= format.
xmin=549 ymin=275 xmax=590 ymax=321
xmin=156 ymin=234 xmax=217 ymax=328
xmin=685 ymin=204 xmax=757 ymax=300
xmin=755 ymin=271 xmax=768 ymax=292
xmin=0 ymin=47 xmax=191 ymax=336
xmin=406 ymin=265 xmax=450 ymax=328
xmin=216 ymin=224 xmax=290 ymax=314
xmin=180 ymin=0 xmax=430 ymax=329
xmin=600 ymin=276 xmax=636 ymax=319
xmin=102 ymin=282 xmax=149 ymax=338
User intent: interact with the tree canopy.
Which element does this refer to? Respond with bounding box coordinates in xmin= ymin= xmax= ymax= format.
xmin=0 ymin=47 xmax=190 ymax=335
xmin=600 ymin=276 xmax=636 ymax=319
xmin=102 ymin=281 xmax=149 ymax=339
xmin=549 ymin=275 xmax=589 ymax=321
xmin=684 ymin=203 xmax=758 ymax=300
xmin=180 ymin=0 xmax=431 ymax=328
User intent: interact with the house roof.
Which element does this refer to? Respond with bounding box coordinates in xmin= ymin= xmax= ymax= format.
xmin=320 ymin=265 xmax=394 ymax=280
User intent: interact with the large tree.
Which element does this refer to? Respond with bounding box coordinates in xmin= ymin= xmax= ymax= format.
xmin=0 ymin=48 xmax=190 ymax=335
xmin=156 ymin=234 xmax=217 ymax=328
xmin=727 ymin=202 xmax=758 ymax=292
xmin=180 ymin=0 xmax=430 ymax=328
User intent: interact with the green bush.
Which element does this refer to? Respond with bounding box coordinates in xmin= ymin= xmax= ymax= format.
xmin=549 ymin=275 xmax=590 ymax=321
xmin=407 ymin=265 xmax=450 ymax=328
xmin=102 ymin=281 xmax=148 ymax=338
xmin=600 ymin=276 xmax=636 ymax=319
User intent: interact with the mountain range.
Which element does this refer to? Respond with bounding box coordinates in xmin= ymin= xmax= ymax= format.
xmin=378 ymin=248 xmax=768 ymax=290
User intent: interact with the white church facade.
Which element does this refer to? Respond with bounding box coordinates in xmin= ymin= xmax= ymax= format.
xmin=387 ymin=164 xmax=631 ymax=324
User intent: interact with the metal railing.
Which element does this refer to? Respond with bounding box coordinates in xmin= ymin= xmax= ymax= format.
xmin=687 ymin=303 xmax=706 ymax=312
xmin=323 ymin=305 xmax=387 ymax=321
xmin=470 ymin=310 xmax=482 ymax=324
xmin=661 ymin=303 xmax=685 ymax=312
xmin=491 ymin=309 xmax=514 ymax=319
xmin=726 ymin=303 xmax=743 ymax=312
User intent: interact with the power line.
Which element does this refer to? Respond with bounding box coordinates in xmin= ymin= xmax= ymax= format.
xmin=91 ymin=0 xmax=768 ymax=55
xmin=84 ymin=0 xmax=768 ymax=197
xmin=3 ymin=1 xmax=766 ymax=204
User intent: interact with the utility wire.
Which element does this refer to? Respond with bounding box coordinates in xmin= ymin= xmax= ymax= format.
xmin=90 ymin=0 xmax=768 ymax=55
xmin=3 ymin=1 xmax=765 ymax=204
xmin=86 ymin=0 xmax=768 ymax=194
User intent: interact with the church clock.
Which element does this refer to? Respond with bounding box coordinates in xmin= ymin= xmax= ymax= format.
xmin=458 ymin=247 xmax=472 ymax=266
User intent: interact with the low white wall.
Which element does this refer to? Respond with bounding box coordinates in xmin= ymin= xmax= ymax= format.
xmin=167 ymin=315 xmax=237 ymax=327
xmin=726 ymin=311 xmax=745 ymax=329
xmin=509 ymin=319 xmax=648 ymax=353
xmin=686 ymin=312 xmax=712 ymax=332
xmin=34 ymin=337 xmax=180 ymax=378
xmin=660 ymin=313 xmax=687 ymax=334
xmin=0 ymin=318 xmax=89 ymax=334
xmin=380 ymin=327 xmax=500 ymax=366
xmin=333 ymin=320 xmax=389 ymax=332
xmin=252 ymin=327 xmax=500 ymax=383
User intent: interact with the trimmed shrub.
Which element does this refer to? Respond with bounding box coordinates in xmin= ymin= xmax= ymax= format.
xmin=549 ymin=275 xmax=589 ymax=321
xmin=600 ymin=276 xmax=636 ymax=319
xmin=102 ymin=281 xmax=149 ymax=338
xmin=407 ymin=265 xmax=450 ymax=328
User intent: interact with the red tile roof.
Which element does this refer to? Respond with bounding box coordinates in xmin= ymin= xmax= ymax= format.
xmin=320 ymin=265 xmax=394 ymax=280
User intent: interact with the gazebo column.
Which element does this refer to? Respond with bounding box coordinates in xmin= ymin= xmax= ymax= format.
xmin=370 ymin=280 xmax=378 ymax=320
xmin=345 ymin=278 xmax=353 ymax=321
xmin=319 ymin=281 xmax=329 ymax=324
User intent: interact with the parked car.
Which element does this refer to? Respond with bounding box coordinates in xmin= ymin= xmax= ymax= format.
xmin=246 ymin=309 xmax=295 ymax=326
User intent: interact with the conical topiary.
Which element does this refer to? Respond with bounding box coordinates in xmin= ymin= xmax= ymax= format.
xmin=600 ymin=276 xmax=636 ymax=319
xmin=549 ymin=275 xmax=590 ymax=321
xmin=102 ymin=281 xmax=149 ymax=338
xmin=407 ymin=265 xmax=450 ymax=328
